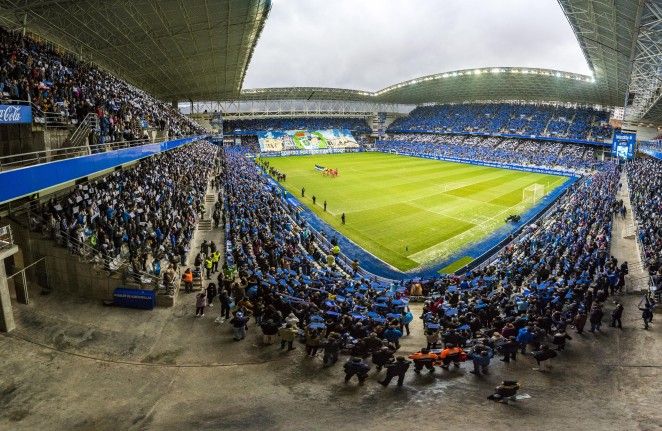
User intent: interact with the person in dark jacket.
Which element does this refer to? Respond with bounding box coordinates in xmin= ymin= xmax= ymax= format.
xmin=343 ymin=357 xmax=371 ymax=384
xmin=589 ymin=305 xmax=604 ymax=333
xmin=531 ymin=344 xmax=557 ymax=371
xmin=260 ymin=319 xmax=279 ymax=345
xmin=218 ymin=290 xmax=232 ymax=320
xmin=372 ymin=346 xmax=394 ymax=372
xmin=610 ymin=302 xmax=624 ymax=329
xmin=323 ymin=332 xmax=342 ymax=367
xmin=379 ymin=356 xmax=411 ymax=387
xmin=552 ymin=330 xmax=572 ymax=351
xmin=574 ymin=311 xmax=587 ymax=334
xmin=206 ymin=282 xmax=217 ymax=307
xmin=639 ymin=301 xmax=654 ymax=330
xmin=498 ymin=336 xmax=518 ymax=363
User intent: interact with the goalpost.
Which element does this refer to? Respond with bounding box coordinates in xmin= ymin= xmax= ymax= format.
xmin=522 ymin=183 xmax=545 ymax=204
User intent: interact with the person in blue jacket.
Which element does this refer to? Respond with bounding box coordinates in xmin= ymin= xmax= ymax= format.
xmin=383 ymin=325 xmax=403 ymax=349
xmin=516 ymin=325 xmax=535 ymax=354
xmin=402 ymin=309 xmax=414 ymax=336
xmin=470 ymin=348 xmax=493 ymax=375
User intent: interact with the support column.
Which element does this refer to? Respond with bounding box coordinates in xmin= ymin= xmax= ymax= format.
xmin=0 ymin=245 xmax=19 ymax=333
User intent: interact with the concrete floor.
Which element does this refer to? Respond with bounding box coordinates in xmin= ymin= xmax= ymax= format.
xmin=1 ymin=285 xmax=661 ymax=431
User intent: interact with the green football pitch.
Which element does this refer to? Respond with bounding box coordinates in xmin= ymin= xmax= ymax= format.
xmin=264 ymin=152 xmax=567 ymax=272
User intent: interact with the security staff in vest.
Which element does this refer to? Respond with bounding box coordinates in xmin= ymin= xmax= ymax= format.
xmin=211 ymin=250 xmax=221 ymax=273
xmin=204 ymin=255 xmax=213 ymax=280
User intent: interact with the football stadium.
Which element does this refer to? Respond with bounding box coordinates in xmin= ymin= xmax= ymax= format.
xmin=0 ymin=1 xmax=660 ymax=430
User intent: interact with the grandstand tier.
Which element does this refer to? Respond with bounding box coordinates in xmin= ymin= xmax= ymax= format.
xmin=0 ymin=1 xmax=661 ymax=429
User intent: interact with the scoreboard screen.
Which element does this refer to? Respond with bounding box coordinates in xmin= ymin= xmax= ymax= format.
xmin=612 ymin=131 xmax=636 ymax=160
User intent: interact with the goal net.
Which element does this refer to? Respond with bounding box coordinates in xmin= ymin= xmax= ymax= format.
xmin=522 ymin=183 xmax=545 ymax=204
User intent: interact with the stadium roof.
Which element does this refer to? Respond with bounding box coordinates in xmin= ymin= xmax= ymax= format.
xmin=239 ymin=0 xmax=658 ymax=122
xmin=0 ymin=0 xmax=271 ymax=101
xmin=0 ymin=0 xmax=658 ymax=125
xmin=558 ymin=0 xmax=642 ymax=109
xmin=239 ymin=68 xmax=606 ymax=106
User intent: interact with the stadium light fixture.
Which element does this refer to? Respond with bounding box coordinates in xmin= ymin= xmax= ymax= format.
xmin=491 ymin=68 xmax=501 ymax=74
xmin=474 ymin=69 xmax=481 ymax=75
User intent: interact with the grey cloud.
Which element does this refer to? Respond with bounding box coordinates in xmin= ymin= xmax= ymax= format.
xmin=243 ymin=0 xmax=591 ymax=91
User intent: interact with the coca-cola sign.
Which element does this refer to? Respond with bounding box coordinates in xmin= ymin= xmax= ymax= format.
xmin=0 ymin=104 xmax=33 ymax=124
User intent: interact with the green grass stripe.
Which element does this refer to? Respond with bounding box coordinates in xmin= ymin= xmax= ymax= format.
xmin=265 ymin=153 xmax=565 ymax=271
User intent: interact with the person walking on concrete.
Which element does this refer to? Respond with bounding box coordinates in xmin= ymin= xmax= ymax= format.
xmin=322 ymin=332 xmax=342 ymax=367
xmin=218 ymin=289 xmax=232 ymax=321
xmin=574 ymin=311 xmax=587 ymax=334
xmin=206 ymin=283 xmax=217 ymax=307
xmin=323 ymin=200 xmax=327 ymax=212
xmin=341 ymin=212 xmax=346 ymax=225
xmin=301 ymin=187 xmax=305 ymax=197
xmin=211 ymin=250 xmax=221 ymax=273
xmin=204 ymin=256 xmax=213 ymax=280
xmin=230 ymin=311 xmax=248 ymax=341
xmin=610 ymin=301 xmax=624 ymax=329
xmin=343 ymin=357 xmax=370 ymax=384
xmin=182 ymin=268 xmax=193 ymax=293
xmin=531 ymin=344 xmax=557 ymax=372
xmin=589 ymin=305 xmax=604 ymax=333
xmin=379 ymin=356 xmax=411 ymax=387
xmin=278 ymin=323 xmax=297 ymax=351
xmin=639 ymin=297 xmax=655 ymax=330
xmin=195 ymin=290 xmax=207 ymax=317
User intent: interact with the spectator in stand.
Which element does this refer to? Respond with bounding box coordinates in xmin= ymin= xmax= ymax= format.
xmin=219 ymin=144 xmax=622 ymax=388
xmin=35 ymin=142 xmax=217 ymax=283
xmin=0 ymin=27 xmax=204 ymax=143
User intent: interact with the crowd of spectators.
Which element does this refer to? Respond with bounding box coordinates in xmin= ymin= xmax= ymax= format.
xmin=627 ymin=157 xmax=662 ymax=285
xmin=378 ymin=135 xmax=602 ymax=171
xmin=0 ymin=27 xmax=204 ymax=142
xmin=211 ymin=144 xmax=632 ymax=385
xmin=388 ymin=103 xmax=612 ymax=141
xmin=224 ymin=117 xmax=371 ymax=134
xmin=32 ymin=141 xmax=218 ymax=277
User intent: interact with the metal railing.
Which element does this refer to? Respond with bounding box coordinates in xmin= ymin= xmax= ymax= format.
xmin=7 ymin=195 xmax=162 ymax=291
xmin=0 ymin=99 xmax=71 ymax=129
xmin=67 ymin=112 xmax=98 ymax=149
xmin=0 ymin=136 xmax=153 ymax=171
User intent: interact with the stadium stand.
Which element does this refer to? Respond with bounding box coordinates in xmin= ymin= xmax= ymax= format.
xmin=387 ymin=103 xmax=612 ymax=141
xmin=220 ymin=145 xmax=623 ymax=368
xmin=0 ymin=27 xmax=203 ymax=142
xmin=23 ymin=141 xmax=217 ymax=284
xmin=224 ymin=117 xmax=371 ymax=133
xmin=627 ymin=158 xmax=662 ymax=286
xmin=378 ymin=135 xmax=601 ymax=170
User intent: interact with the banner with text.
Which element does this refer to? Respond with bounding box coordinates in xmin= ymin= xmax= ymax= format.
xmin=0 ymin=104 xmax=33 ymax=124
xmin=257 ymin=129 xmax=358 ymax=153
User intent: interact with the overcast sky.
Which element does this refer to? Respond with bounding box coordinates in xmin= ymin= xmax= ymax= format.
xmin=243 ymin=0 xmax=591 ymax=91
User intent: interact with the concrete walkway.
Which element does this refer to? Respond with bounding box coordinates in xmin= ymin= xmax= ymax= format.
xmin=609 ymin=170 xmax=649 ymax=292
xmin=176 ymin=163 xmax=225 ymax=299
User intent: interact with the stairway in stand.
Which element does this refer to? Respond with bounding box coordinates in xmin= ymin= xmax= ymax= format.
xmin=609 ymin=170 xmax=650 ymax=293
